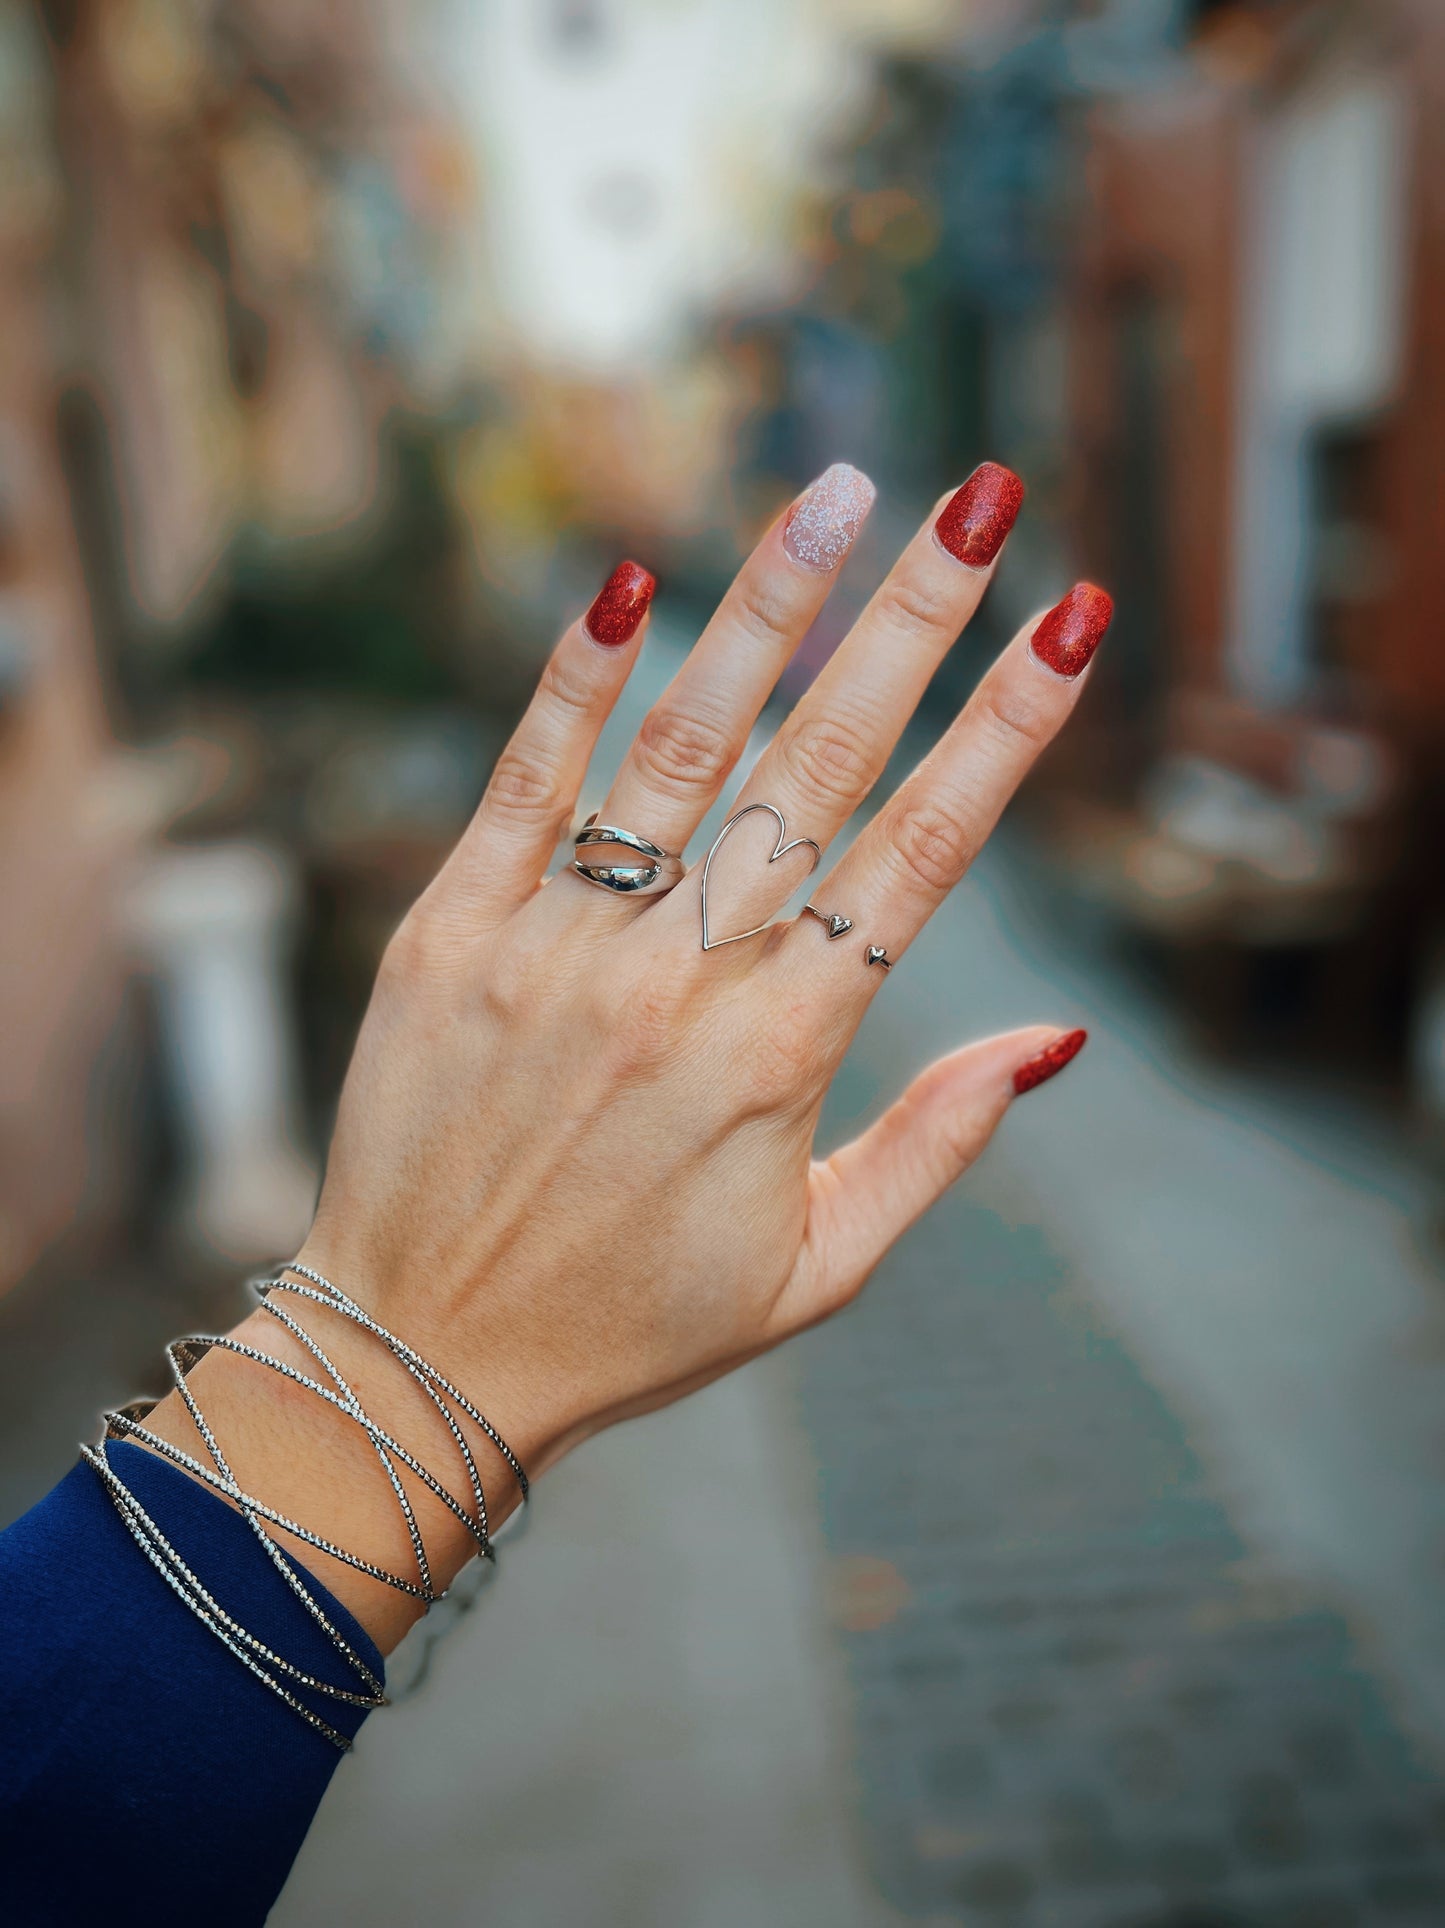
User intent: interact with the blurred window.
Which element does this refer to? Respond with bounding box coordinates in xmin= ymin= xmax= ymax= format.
xmin=1229 ymin=68 xmax=1406 ymax=706
xmin=1110 ymin=286 xmax=1173 ymax=734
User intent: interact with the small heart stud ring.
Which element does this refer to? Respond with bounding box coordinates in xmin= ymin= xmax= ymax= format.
xmin=802 ymin=904 xmax=854 ymax=940
xmin=802 ymin=905 xmax=894 ymax=973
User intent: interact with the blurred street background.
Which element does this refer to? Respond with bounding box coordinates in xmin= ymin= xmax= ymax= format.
xmin=2 ymin=2 xmax=1445 ymax=1924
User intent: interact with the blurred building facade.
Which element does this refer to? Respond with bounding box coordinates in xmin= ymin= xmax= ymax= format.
xmin=0 ymin=0 xmax=991 ymax=1292
xmin=0 ymin=3 xmax=124 ymax=1286
xmin=1052 ymin=0 xmax=1445 ymax=1115
xmin=5 ymin=8 xmax=1445 ymax=1920
xmin=0 ymin=0 xmax=492 ymax=1289
xmin=728 ymin=0 xmax=1445 ymax=1121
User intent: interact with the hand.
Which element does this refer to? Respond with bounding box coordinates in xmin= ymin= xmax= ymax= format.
xmin=148 ymin=461 xmax=1110 ymax=1649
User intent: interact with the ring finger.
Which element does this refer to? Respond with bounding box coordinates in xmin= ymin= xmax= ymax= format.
xmin=801 ymin=582 xmax=1115 ymax=1005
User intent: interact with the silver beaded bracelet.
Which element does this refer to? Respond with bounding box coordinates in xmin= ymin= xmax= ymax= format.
xmin=82 ymin=1262 xmax=528 ymax=1750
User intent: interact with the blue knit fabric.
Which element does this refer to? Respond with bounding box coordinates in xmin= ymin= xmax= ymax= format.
xmin=0 ymin=1443 xmax=383 ymax=1924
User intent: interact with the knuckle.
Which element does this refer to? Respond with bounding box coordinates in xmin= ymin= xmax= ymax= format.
xmin=480 ymin=933 xmax=560 ymax=1025
xmin=481 ymin=960 xmax=540 ymax=1027
xmin=633 ymin=703 xmax=734 ymax=793
xmin=729 ymin=575 xmax=797 ymax=651
xmin=378 ymin=902 xmax=450 ymax=994
xmin=890 ymin=801 xmax=976 ymax=896
xmin=485 ymin=747 xmax=561 ymax=824
xmin=749 ymin=997 xmax=822 ymax=1107
xmin=875 ymin=573 xmax=955 ymax=644
xmin=478 ymin=957 xmax=523 ymax=1023
xmin=379 ymin=913 xmax=427 ymax=989
xmin=780 ymin=709 xmax=879 ymax=808
xmin=601 ymin=972 xmax=690 ymax=1077
xmin=931 ymin=1105 xmax=986 ymax=1177
xmin=538 ymin=653 xmax=597 ymax=720
xmin=822 ymin=1274 xmax=866 ymax=1317
xmin=973 ymin=681 xmax=1054 ymax=757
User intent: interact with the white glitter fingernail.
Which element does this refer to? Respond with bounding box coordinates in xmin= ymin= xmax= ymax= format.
xmin=782 ymin=463 xmax=876 ymax=574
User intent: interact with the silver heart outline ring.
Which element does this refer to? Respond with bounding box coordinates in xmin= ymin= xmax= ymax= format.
xmin=699 ymin=803 xmax=822 ymax=951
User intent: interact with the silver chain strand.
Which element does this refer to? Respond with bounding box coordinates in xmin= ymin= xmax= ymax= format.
xmin=282 ymin=1264 xmax=530 ymax=1499
xmin=84 ymin=1262 xmax=528 ymax=1749
xmin=79 ymin=1443 xmax=378 ymax=1750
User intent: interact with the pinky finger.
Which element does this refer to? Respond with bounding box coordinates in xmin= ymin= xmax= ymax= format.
xmin=430 ymin=562 xmax=655 ymax=928
xmin=776 ymin=1024 xmax=1087 ymax=1329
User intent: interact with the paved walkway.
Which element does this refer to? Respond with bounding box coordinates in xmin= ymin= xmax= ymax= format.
xmin=802 ymin=1051 xmax=1445 ymax=1924
xmin=789 ymin=678 xmax=1445 ymax=1922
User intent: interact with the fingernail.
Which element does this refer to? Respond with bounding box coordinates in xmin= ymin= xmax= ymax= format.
xmin=783 ymin=463 xmax=877 ymax=574
xmin=1030 ymin=583 xmax=1113 ymax=679
xmin=933 ymin=461 xmax=1024 ymax=568
xmin=1013 ymin=1028 xmax=1087 ymax=1096
xmin=585 ymin=560 xmax=656 ymax=646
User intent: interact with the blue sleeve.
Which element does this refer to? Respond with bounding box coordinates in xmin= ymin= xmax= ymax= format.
xmin=0 ymin=1443 xmax=385 ymax=1926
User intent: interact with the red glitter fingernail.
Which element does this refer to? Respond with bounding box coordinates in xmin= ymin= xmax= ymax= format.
xmin=585 ymin=560 xmax=655 ymax=646
xmin=1031 ymin=583 xmax=1113 ymax=679
xmin=1013 ymin=1028 xmax=1087 ymax=1096
xmin=934 ymin=462 xmax=1024 ymax=568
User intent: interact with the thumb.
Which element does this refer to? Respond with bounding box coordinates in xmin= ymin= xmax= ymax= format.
xmin=782 ymin=1024 xmax=1087 ymax=1326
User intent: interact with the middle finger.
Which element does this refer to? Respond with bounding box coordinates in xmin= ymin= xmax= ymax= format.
xmin=589 ymin=462 xmax=878 ymax=867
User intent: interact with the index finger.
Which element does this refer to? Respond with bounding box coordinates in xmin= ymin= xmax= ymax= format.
xmin=590 ymin=464 xmax=877 ymax=865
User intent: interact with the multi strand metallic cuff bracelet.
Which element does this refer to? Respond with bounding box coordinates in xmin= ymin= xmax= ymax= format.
xmin=83 ymin=1262 xmax=527 ymax=1749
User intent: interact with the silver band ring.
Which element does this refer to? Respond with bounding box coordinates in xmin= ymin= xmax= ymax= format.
xmin=803 ymin=903 xmax=893 ymax=971
xmin=572 ymin=815 xmax=685 ymax=897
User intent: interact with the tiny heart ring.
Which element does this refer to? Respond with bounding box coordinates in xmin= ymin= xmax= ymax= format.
xmin=700 ymin=804 xmax=822 ymax=951
xmin=802 ymin=904 xmax=854 ymax=940
xmin=802 ymin=903 xmax=894 ymax=973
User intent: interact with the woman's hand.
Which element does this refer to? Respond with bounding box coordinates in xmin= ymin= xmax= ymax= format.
xmin=147 ymin=461 xmax=1110 ymax=1649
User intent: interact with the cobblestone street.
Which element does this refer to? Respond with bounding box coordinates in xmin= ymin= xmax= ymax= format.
xmin=791 ymin=738 xmax=1445 ymax=1924
xmin=798 ymin=1117 xmax=1445 ymax=1925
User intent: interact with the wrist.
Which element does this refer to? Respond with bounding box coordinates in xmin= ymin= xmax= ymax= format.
xmin=292 ymin=1229 xmax=586 ymax=1485
xmin=137 ymin=1286 xmax=526 ymax=1656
